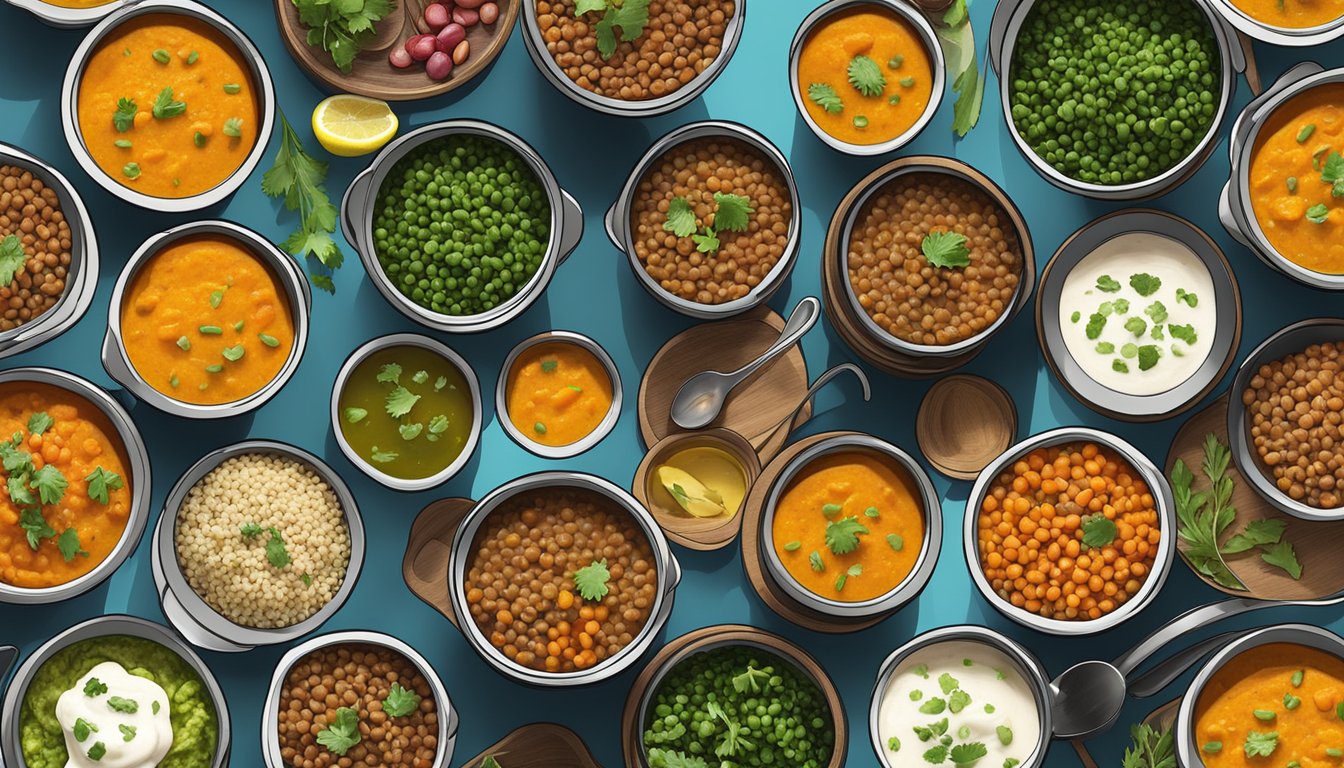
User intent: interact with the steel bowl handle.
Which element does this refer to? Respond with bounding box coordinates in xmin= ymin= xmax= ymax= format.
xmin=663 ymin=550 xmax=682 ymax=593
xmin=1218 ymin=182 xmax=1253 ymax=248
xmin=556 ymin=189 xmax=584 ymax=265
xmin=158 ymin=586 xmax=250 ymax=654
xmin=1233 ymin=61 xmax=1325 ymax=160
xmin=988 ymin=0 xmax=1026 ymax=78
xmin=100 ymin=328 xmax=136 ymax=391
xmin=340 ymin=165 xmax=377 ymax=254
xmin=604 ymin=198 xmax=628 ymax=252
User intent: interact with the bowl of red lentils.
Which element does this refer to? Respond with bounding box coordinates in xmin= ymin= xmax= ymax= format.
xmin=261 ymin=630 xmax=456 ymax=768
xmin=447 ymin=471 xmax=681 ymax=687
xmin=963 ymin=427 xmax=1176 ymax=636
xmin=835 ymin=157 xmax=1033 ymax=358
xmin=1229 ymin=318 xmax=1344 ymax=522
xmin=521 ymin=0 xmax=746 ymax=117
xmin=606 ymin=121 xmax=801 ymax=319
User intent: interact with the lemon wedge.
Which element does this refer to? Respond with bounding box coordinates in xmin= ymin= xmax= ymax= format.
xmin=657 ymin=466 xmax=728 ymax=518
xmin=311 ymin=95 xmax=398 ymax=157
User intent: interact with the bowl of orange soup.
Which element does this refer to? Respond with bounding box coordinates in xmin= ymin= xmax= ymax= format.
xmin=59 ymin=0 xmax=274 ymax=212
xmin=102 ymin=220 xmax=311 ymax=419
xmin=1222 ymin=63 xmax=1344 ymax=290
xmin=761 ymin=433 xmax=941 ymax=620
xmin=0 ymin=367 xmax=151 ymax=605
xmin=789 ymin=0 xmax=944 ymax=156
xmin=497 ymin=331 xmax=622 ymax=459
xmin=3 ymin=0 xmax=123 ymax=29
xmin=1210 ymin=0 xmax=1344 ymax=45
xmin=1178 ymin=624 xmax=1344 ymax=768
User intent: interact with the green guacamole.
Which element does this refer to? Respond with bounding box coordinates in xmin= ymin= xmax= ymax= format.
xmin=19 ymin=635 xmax=218 ymax=768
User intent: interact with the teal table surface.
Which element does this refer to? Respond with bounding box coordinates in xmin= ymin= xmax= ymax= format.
xmin=2 ymin=1 xmax=1343 ymax=766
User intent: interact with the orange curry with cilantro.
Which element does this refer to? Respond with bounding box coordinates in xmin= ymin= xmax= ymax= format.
xmin=505 ymin=341 xmax=614 ymax=447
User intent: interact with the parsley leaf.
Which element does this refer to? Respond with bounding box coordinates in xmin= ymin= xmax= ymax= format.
xmin=113 ymin=98 xmax=137 ymax=132
xmin=1323 ymin=151 xmax=1344 ymax=197
xmin=950 ymin=743 xmax=988 ymax=766
xmin=240 ymin=522 xmax=264 ymax=538
xmin=427 ymin=414 xmax=449 ymax=436
xmin=293 ymin=0 xmax=393 ymax=73
xmin=808 ymin=82 xmax=844 ymax=113
xmin=924 ymin=744 xmax=950 ymax=764
xmin=26 ymin=412 xmax=53 ymax=437
xmin=385 ymin=386 xmax=420 ymax=418
xmin=1095 ymin=274 xmax=1122 ymax=293
xmin=664 ymin=197 xmax=698 ymax=238
xmin=1124 ymin=317 xmax=1148 ymax=337
xmin=1081 ymin=514 xmax=1118 ymax=549
xmin=264 ymin=527 xmax=291 ymax=569
xmin=847 ymin=55 xmax=886 ymax=96
xmin=32 ymin=464 xmax=67 ymax=505
xmin=262 ymin=111 xmax=345 ymax=292
xmin=1129 ymin=273 xmax=1162 ymax=296
xmin=938 ymin=672 xmax=959 ymax=694
xmin=0 ymin=235 xmax=28 ymax=287
xmin=588 ymin=0 xmax=650 ymax=58
xmin=376 ymin=363 xmax=402 ymax=384
xmin=151 ymin=87 xmax=186 ymax=119
xmin=18 ymin=507 xmax=53 ymax=550
xmin=948 ymin=689 xmax=971 ymax=714
xmin=824 ymin=516 xmax=869 ymax=555
xmin=382 ymin=683 xmax=420 ymax=717
xmin=1175 ymin=288 xmax=1198 ymax=308
xmin=921 ymin=231 xmax=971 ymax=269
xmin=1244 ymin=731 xmax=1278 ymax=758
xmin=1172 ymin=435 xmax=1249 ymax=591
xmin=573 ymin=559 xmax=611 ymax=601
xmin=712 ymin=193 xmax=753 ymax=233
xmin=315 ymin=707 xmax=362 ymax=756
xmin=1261 ymin=540 xmax=1303 ymax=579
xmin=58 ymin=528 xmax=87 ymax=562
xmin=106 ymin=696 xmax=138 ymax=714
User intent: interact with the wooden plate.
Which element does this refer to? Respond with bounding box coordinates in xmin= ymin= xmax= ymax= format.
xmin=460 ymin=722 xmax=604 ymax=768
xmin=637 ymin=307 xmax=811 ymax=466
xmin=631 ymin=428 xmax=762 ymax=551
xmin=273 ymin=0 xmax=519 ymax=101
xmin=1165 ymin=394 xmax=1344 ymax=600
xmin=620 ymin=624 xmax=847 ymax=768
xmin=738 ymin=431 xmax=891 ymax=633
xmin=1074 ymin=699 xmax=1181 ymax=768
xmin=916 ymin=374 xmax=1017 ymax=480
xmin=402 ymin=496 xmax=475 ymax=627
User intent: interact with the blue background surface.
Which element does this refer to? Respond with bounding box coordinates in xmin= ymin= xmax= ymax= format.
xmin=1 ymin=0 xmax=1343 ymax=765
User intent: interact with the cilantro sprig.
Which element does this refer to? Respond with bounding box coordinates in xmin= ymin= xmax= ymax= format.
xmin=921 ymin=231 xmax=971 ymax=269
xmin=315 ymin=706 xmax=362 ymax=756
xmin=662 ymin=193 xmax=754 ymax=255
xmin=293 ymin=0 xmax=393 ymax=73
xmin=573 ymin=559 xmax=611 ymax=601
xmin=575 ymin=0 xmax=651 ymax=59
xmin=0 ymin=235 xmax=27 ymax=287
xmin=261 ymin=110 xmax=343 ymax=292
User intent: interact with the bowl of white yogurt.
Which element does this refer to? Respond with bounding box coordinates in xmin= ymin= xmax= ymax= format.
xmin=1036 ymin=209 xmax=1242 ymax=422
xmin=869 ymin=625 xmax=1050 ymax=768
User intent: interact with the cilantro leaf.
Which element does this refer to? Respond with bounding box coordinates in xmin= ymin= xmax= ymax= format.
xmin=573 ymin=559 xmax=611 ymax=601
xmin=922 ymin=231 xmax=971 ymax=269
xmin=19 ymin=507 xmax=53 ymax=550
xmin=1081 ymin=514 xmax=1118 ymax=549
xmin=1144 ymin=301 xmax=1168 ymax=325
xmin=1129 ymin=273 xmax=1162 ymax=296
xmin=948 ymin=689 xmax=971 ymax=714
xmin=691 ymin=227 xmax=720 ymax=254
xmin=664 ymin=197 xmax=698 ymax=238
xmin=240 ymin=522 xmax=264 ymax=538
xmin=151 ymin=87 xmax=186 ymax=119
xmin=343 ymin=407 xmax=367 ymax=424
xmin=31 ymin=464 xmax=67 ymax=505
xmin=712 ymin=193 xmax=753 ymax=233
xmin=370 ymin=446 xmax=398 ymax=463
xmin=1175 ymin=288 xmax=1198 ymax=308
xmin=1244 ymin=731 xmax=1278 ymax=758
xmin=1095 ymin=274 xmax=1122 ymax=293
xmin=1222 ymin=519 xmax=1286 ymax=554
xmin=847 ymin=54 xmax=886 ymax=96
xmin=951 ymin=743 xmax=989 ymax=766
xmin=809 ymin=550 xmax=824 ymax=572
xmin=938 ymin=672 xmax=959 ymax=694
xmin=1137 ymin=345 xmax=1162 ymax=372
xmin=1124 ymin=316 xmax=1148 ymax=337
xmin=376 ymin=363 xmax=402 ymax=384
xmin=1261 ymin=540 xmax=1303 ymax=580
xmin=113 ymin=98 xmax=137 ymax=132
xmin=1169 ymin=324 xmax=1198 ymax=345
xmin=808 ymin=82 xmax=844 ymax=113
xmin=106 ymin=696 xmax=138 ymax=714
xmin=411 ymin=370 xmax=429 ymax=384
xmin=592 ymin=0 xmax=649 ymax=58
xmin=1307 ymin=204 xmax=1330 ymax=224
xmin=1085 ymin=313 xmax=1107 ymax=340
xmin=924 ymin=744 xmax=950 ymax=764
xmin=84 ymin=678 xmax=108 ymax=697
xmin=0 ymin=235 xmax=28 ymax=287
xmin=315 ymin=707 xmax=362 ymax=756
xmin=73 ymin=717 xmax=97 ymax=741
xmin=399 ymin=422 xmax=424 ymax=441
xmin=1323 ymin=151 xmax=1344 ymax=196
xmin=824 ymin=516 xmax=869 ymax=555
xmin=262 ymin=111 xmax=345 ymax=292
xmin=382 ymin=683 xmax=420 ymax=717
xmin=264 ymin=527 xmax=291 ymax=569
xmin=427 ymin=414 xmax=449 ymax=435
xmin=58 ymin=528 xmax=87 ymax=562
xmin=26 ymin=412 xmax=53 ymax=437
xmin=385 ymin=386 xmax=420 ymax=418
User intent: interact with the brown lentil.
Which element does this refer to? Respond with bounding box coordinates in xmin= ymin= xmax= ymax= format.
xmin=847 ymin=172 xmax=1023 ymax=347
xmin=535 ymin=0 xmax=735 ymax=101
xmin=0 ymin=165 xmax=72 ymax=332
xmin=465 ymin=488 xmax=658 ymax=674
xmin=630 ymin=137 xmax=792 ymax=305
xmin=278 ymin=643 xmax=440 ymax=768
xmin=1243 ymin=340 xmax=1344 ymax=510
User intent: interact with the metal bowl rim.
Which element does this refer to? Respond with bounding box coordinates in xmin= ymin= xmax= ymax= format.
xmin=494 ymin=330 xmax=623 ymax=459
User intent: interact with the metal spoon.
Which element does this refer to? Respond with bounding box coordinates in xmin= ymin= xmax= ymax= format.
xmin=670 ymin=296 xmax=821 ymax=430
xmin=749 ymin=363 xmax=871 ymax=451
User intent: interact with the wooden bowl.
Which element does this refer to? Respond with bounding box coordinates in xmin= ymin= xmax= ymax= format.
xmin=461 ymin=722 xmax=603 ymax=768
xmin=620 ymin=624 xmax=847 ymax=768
xmin=273 ymin=0 xmax=518 ymax=101
xmin=916 ymin=374 xmax=1017 ymax=480
xmin=631 ymin=428 xmax=762 ymax=551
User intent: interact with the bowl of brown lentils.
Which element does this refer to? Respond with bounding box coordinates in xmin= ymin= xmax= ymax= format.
xmin=522 ymin=0 xmax=746 ymax=116
xmin=606 ymin=121 xmax=801 ymax=319
xmin=262 ymin=630 xmax=456 ymax=768
xmin=1229 ymin=318 xmax=1344 ymax=522
xmin=0 ymin=142 xmax=99 ymax=360
xmin=836 ymin=156 xmax=1033 ymax=358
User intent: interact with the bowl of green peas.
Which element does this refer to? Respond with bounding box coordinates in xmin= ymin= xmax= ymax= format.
xmin=622 ymin=624 xmax=845 ymax=768
xmin=341 ymin=120 xmax=584 ymax=334
xmin=989 ymin=0 xmax=1243 ymax=201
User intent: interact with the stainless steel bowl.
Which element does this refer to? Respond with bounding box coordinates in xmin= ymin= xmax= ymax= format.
xmin=260 ymin=630 xmax=458 ymax=768
xmin=0 ymin=367 xmax=151 ymax=606
xmin=990 ymin=0 xmax=1243 ymax=201
xmin=963 ymin=427 xmax=1177 ymax=635
xmin=1037 ymin=209 xmax=1242 ymax=422
xmin=605 ymin=121 xmax=801 ymax=319
xmin=101 ymin=220 xmax=312 ymax=420
xmin=59 ymin=0 xmax=276 ymax=213
xmin=496 ymin=330 xmax=622 ymax=459
xmin=151 ymin=439 xmax=365 ymax=652
xmin=447 ymin=471 xmax=681 ymax=687
xmin=1209 ymin=0 xmax=1344 ymax=46
xmin=1219 ymin=62 xmax=1344 ymax=290
xmin=788 ymin=0 xmax=946 ymax=156
xmin=869 ymin=625 xmax=1052 ymax=768
xmin=0 ymin=614 xmax=231 ymax=768
xmin=0 ymin=142 xmax=99 ymax=361
xmin=759 ymin=433 xmax=942 ymax=620
xmin=1226 ymin=317 xmax=1344 ymax=522
xmin=330 ymin=332 xmax=482 ymax=491
xmin=520 ymin=1 xmax=747 ymax=117
xmin=3 ymin=0 xmax=126 ymax=27
xmin=1176 ymin=624 xmax=1344 ymax=768
xmin=837 ymin=157 xmax=1035 ymax=358
xmin=341 ymin=120 xmax=583 ymax=333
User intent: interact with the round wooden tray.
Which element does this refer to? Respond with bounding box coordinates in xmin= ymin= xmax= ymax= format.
xmin=619 ymin=624 xmax=848 ymax=768
xmin=273 ymin=0 xmax=518 ymax=101
xmin=738 ymin=430 xmax=893 ymax=633
xmin=820 ymin=155 xmax=1036 ymax=378
xmin=637 ymin=307 xmax=811 ymax=466
xmin=631 ymin=428 xmax=762 ymax=551
xmin=916 ymin=374 xmax=1017 ymax=480
xmin=1165 ymin=393 xmax=1344 ymax=600
xmin=462 ymin=722 xmax=603 ymax=768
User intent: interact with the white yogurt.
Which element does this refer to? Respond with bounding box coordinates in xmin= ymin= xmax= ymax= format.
xmin=1058 ymin=232 xmax=1218 ymax=396
xmin=55 ymin=661 xmax=174 ymax=768
xmin=877 ymin=640 xmax=1041 ymax=768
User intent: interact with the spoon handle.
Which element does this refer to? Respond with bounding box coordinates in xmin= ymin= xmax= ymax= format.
xmin=1127 ymin=631 xmax=1242 ymax=698
xmin=750 ymin=363 xmax=871 ymax=451
xmin=728 ymin=297 xmax=820 ymax=383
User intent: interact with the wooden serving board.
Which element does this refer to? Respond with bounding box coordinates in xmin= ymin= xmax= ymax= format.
xmin=402 ymin=497 xmax=475 ymax=628
xmin=738 ymin=431 xmax=891 ymax=633
xmin=273 ymin=0 xmax=518 ymax=101
xmin=631 ymin=427 xmax=762 ymax=551
xmin=637 ymin=307 xmax=811 ymax=466
xmin=460 ymin=722 xmax=604 ymax=768
xmin=619 ymin=624 xmax=848 ymax=768
xmin=1166 ymin=394 xmax=1344 ymax=600
xmin=916 ymin=374 xmax=1017 ymax=480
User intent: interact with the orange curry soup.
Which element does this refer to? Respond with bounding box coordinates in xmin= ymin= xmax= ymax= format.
xmin=1231 ymin=0 xmax=1344 ymax=29
xmin=120 ymin=235 xmax=294 ymax=405
xmin=506 ymin=341 xmax=614 ymax=446
xmin=0 ymin=382 xmax=133 ymax=589
xmin=43 ymin=0 xmax=116 ymax=7
xmin=771 ymin=450 xmax=925 ymax=602
xmin=1196 ymin=643 xmax=1344 ymax=767
xmin=1249 ymin=83 xmax=1344 ymax=274
xmin=76 ymin=14 xmax=260 ymax=198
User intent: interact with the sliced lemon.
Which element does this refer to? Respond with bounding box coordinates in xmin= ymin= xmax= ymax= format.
xmin=311 ymin=95 xmax=398 ymax=158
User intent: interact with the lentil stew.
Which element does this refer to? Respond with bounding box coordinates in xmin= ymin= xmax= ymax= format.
xmin=0 ymin=165 xmax=72 ymax=334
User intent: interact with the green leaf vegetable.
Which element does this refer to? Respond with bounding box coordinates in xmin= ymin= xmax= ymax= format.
xmin=575 ymin=0 xmax=651 ymax=59
xmin=824 ymin=516 xmax=869 ymax=555
xmin=261 ymin=110 xmax=344 ymax=292
xmin=382 ymin=683 xmax=420 ymax=717
xmin=573 ymin=558 xmax=611 ymax=601
xmin=934 ymin=0 xmax=985 ymax=137
xmin=292 ymin=0 xmax=393 ymax=73
xmin=847 ymin=54 xmax=886 ymax=97
xmin=662 ymin=193 xmax=754 ymax=255
xmin=1122 ymin=723 xmax=1176 ymax=768
xmin=151 ymin=87 xmax=186 ymax=120
xmin=808 ymin=82 xmax=844 ymax=113
xmin=315 ymin=706 xmax=362 ymax=756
